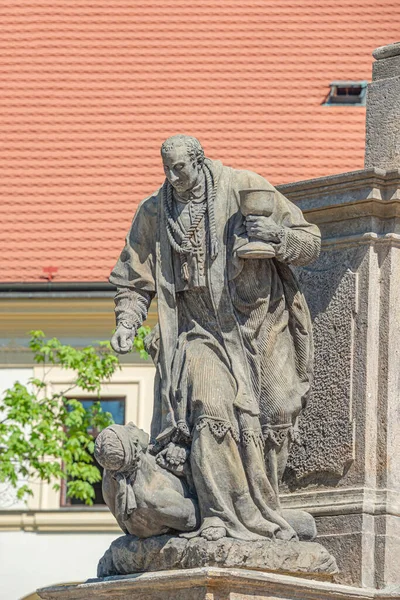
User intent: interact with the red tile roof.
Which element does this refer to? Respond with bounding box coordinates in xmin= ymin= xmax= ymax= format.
xmin=1 ymin=1 xmax=399 ymax=283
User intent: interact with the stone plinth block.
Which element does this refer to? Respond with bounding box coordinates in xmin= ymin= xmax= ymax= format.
xmin=97 ymin=534 xmax=337 ymax=579
xmin=37 ymin=568 xmax=400 ymax=600
xmin=365 ymin=41 xmax=400 ymax=170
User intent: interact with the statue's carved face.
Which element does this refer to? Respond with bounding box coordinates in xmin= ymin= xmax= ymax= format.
xmin=162 ymin=145 xmax=201 ymax=193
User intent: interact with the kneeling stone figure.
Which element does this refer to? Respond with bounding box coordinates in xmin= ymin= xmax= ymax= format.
xmin=95 ymin=421 xmax=316 ymax=542
xmin=94 ymin=423 xmax=338 ymax=578
xmin=94 ymin=423 xmax=199 ymax=538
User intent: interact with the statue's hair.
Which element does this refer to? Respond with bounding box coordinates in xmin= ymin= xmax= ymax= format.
xmin=160 ymin=134 xmax=205 ymax=165
xmin=94 ymin=429 xmax=126 ymax=471
xmin=94 ymin=425 xmax=146 ymax=473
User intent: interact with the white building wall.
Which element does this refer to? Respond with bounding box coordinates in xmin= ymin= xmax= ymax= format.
xmin=0 ymin=530 xmax=121 ymax=600
xmin=0 ymin=365 xmax=156 ymax=600
xmin=0 ymin=368 xmax=32 ymax=392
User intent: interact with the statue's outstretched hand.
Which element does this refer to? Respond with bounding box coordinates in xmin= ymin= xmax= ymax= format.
xmin=111 ymin=324 xmax=135 ymax=354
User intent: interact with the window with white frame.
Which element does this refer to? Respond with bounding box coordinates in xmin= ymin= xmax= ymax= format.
xmin=61 ymin=397 xmax=126 ymax=507
xmin=28 ymin=363 xmax=156 ymax=513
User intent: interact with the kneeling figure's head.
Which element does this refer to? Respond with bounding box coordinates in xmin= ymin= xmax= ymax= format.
xmin=94 ymin=423 xmax=149 ymax=474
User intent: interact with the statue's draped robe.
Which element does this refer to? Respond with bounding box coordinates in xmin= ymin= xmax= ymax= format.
xmin=110 ymin=159 xmax=321 ymax=540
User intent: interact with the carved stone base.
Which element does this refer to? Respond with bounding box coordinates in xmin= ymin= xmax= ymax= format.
xmin=96 ymin=534 xmax=337 ymax=579
xmin=37 ymin=567 xmax=400 ymax=600
xmin=277 ymin=166 xmax=400 ymax=588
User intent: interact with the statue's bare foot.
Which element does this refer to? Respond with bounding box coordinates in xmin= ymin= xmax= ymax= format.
xmin=275 ymin=526 xmax=298 ymax=541
xmin=201 ymin=526 xmax=226 ymax=541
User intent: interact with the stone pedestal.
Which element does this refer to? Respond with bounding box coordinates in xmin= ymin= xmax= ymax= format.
xmin=96 ymin=534 xmax=337 ymax=579
xmin=273 ymin=42 xmax=400 ymax=589
xmin=37 ymin=568 xmax=400 ymax=600
xmin=278 ymin=167 xmax=400 ymax=588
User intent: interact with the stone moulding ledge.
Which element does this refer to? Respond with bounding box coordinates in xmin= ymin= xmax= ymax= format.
xmin=37 ymin=567 xmax=400 ymax=600
xmin=321 ymin=232 xmax=400 ymax=250
xmin=280 ymin=487 xmax=400 ymax=518
xmin=2 ymin=486 xmax=399 ymax=533
xmin=277 ymin=169 xmax=400 ymax=248
xmin=278 ymin=168 xmax=400 ymax=217
xmin=277 ymin=168 xmax=400 ymax=199
xmin=372 ymin=41 xmax=400 ymax=60
xmin=298 ymin=196 xmax=400 ymax=218
xmin=0 ymin=509 xmax=119 ymax=532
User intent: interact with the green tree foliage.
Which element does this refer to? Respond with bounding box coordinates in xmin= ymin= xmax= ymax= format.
xmin=133 ymin=325 xmax=152 ymax=360
xmin=0 ymin=328 xmax=150 ymax=505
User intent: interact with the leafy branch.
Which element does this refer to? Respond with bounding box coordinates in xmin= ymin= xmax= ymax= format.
xmin=0 ymin=329 xmax=149 ymax=505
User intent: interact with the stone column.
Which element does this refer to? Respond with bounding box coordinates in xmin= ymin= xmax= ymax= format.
xmin=277 ymin=42 xmax=400 ymax=589
xmin=365 ymin=42 xmax=400 ymax=169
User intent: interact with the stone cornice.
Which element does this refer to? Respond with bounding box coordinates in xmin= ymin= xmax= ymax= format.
xmin=321 ymin=232 xmax=400 ymax=250
xmin=277 ymin=168 xmax=400 ymax=217
xmin=0 ymin=509 xmax=120 ymax=532
xmin=281 ymin=487 xmax=400 ymax=518
xmin=277 ymin=169 xmax=400 ymax=247
xmin=37 ymin=567 xmax=400 ymax=600
xmin=277 ymin=168 xmax=400 ymax=204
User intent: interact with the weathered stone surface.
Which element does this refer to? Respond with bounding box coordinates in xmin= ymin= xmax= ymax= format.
xmin=372 ymin=53 xmax=400 ymax=81
xmin=365 ymin=41 xmax=400 ymax=170
xmin=277 ymin=144 xmax=400 ymax=586
xmin=365 ymin=76 xmax=400 ymax=170
xmin=96 ymin=534 xmax=337 ymax=579
xmin=286 ymin=252 xmax=356 ymax=483
xmin=37 ymin=567 xmax=400 ymax=600
xmin=97 ymin=535 xmax=187 ymax=576
xmin=372 ymin=42 xmax=400 ymax=60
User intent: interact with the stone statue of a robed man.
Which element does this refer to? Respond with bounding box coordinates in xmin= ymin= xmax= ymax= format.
xmin=108 ymin=134 xmax=321 ymax=543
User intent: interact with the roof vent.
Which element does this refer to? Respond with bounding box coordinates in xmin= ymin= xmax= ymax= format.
xmin=324 ymin=81 xmax=368 ymax=106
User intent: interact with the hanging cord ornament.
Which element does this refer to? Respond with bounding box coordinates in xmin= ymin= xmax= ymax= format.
xmin=163 ymin=180 xmax=206 ymax=255
xmin=203 ymin=162 xmax=218 ymax=260
xmin=162 ymin=162 xmax=219 ymax=281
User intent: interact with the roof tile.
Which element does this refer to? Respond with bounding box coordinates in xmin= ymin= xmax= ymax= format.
xmin=1 ymin=0 xmax=399 ymax=281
